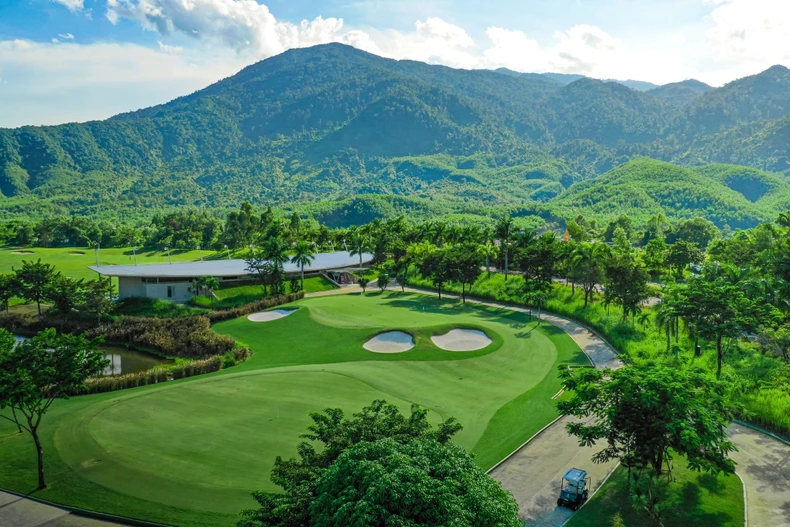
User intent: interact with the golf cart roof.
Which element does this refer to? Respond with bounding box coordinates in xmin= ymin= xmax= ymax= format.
xmin=564 ymin=468 xmax=588 ymax=482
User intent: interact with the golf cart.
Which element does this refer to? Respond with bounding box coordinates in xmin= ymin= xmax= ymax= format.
xmin=557 ymin=468 xmax=590 ymax=511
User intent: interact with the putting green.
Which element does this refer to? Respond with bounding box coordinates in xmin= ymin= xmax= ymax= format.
xmin=3 ymin=292 xmax=590 ymax=525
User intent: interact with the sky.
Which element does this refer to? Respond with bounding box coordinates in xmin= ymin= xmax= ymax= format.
xmin=0 ymin=0 xmax=788 ymax=128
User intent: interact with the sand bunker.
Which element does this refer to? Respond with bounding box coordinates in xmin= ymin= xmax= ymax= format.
xmin=364 ymin=331 xmax=415 ymax=353
xmin=11 ymin=251 xmax=33 ymax=255
xmin=431 ymin=329 xmax=492 ymax=351
xmin=247 ymin=309 xmax=297 ymax=322
xmin=69 ymin=252 xmax=85 ymax=256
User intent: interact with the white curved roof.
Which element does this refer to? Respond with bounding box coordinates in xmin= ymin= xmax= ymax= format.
xmin=89 ymin=251 xmax=373 ymax=278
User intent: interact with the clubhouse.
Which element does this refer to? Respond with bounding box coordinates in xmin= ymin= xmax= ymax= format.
xmin=89 ymin=251 xmax=373 ymax=302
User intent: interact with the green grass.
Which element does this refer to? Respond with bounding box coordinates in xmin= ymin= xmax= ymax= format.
xmin=566 ymin=462 xmax=744 ymax=527
xmin=114 ymin=298 xmax=209 ymax=318
xmin=0 ymin=291 xmax=588 ymax=526
xmin=192 ymin=277 xmax=339 ymax=309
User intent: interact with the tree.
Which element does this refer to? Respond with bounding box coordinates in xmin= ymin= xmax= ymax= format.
xmin=81 ymin=279 xmax=115 ymax=323
xmin=310 ymin=438 xmax=521 ymax=527
xmin=245 ymin=251 xmax=275 ymax=296
xmin=0 ymin=329 xmax=107 ymax=489
xmin=357 ymin=276 xmax=370 ymax=293
xmin=14 ymin=259 xmax=59 ymax=315
xmin=477 ymin=242 xmax=499 ymax=277
xmin=45 ymin=275 xmax=85 ymax=319
xmin=291 ymin=240 xmax=316 ymax=291
xmin=377 ymin=271 xmax=389 ymax=291
xmin=449 ymin=243 xmax=484 ymax=303
xmin=666 ymin=241 xmax=703 ymax=278
xmin=191 ymin=276 xmax=220 ymax=297
xmin=666 ymin=217 xmax=719 ymax=250
xmin=643 ymin=238 xmax=667 ymax=278
xmin=495 ymin=215 xmax=515 ymax=280
xmin=676 ymin=271 xmax=765 ymax=377
xmin=239 ymin=400 xmax=462 ymax=527
xmin=603 ymin=253 xmax=650 ymax=322
xmin=420 ymin=247 xmax=453 ymax=300
xmin=516 ymin=232 xmax=557 ymax=301
xmin=0 ymin=273 xmax=17 ymax=311
xmin=289 ymin=277 xmax=301 ymax=294
xmin=557 ymin=365 xmax=736 ymax=477
xmin=572 ymin=243 xmax=607 ymax=307
xmin=395 ymin=270 xmax=408 ymax=292
xmin=348 ymin=231 xmax=372 ymax=268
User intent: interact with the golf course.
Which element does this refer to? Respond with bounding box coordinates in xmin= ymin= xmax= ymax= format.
xmin=0 ymin=291 xmax=590 ymax=526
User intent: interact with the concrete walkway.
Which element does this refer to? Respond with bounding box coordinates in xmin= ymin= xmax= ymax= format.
xmin=0 ymin=491 xmax=122 ymax=527
xmin=403 ymin=286 xmax=790 ymax=526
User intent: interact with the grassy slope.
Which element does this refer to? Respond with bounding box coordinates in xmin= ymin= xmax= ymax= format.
xmin=0 ymin=291 xmax=588 ymax=526
xmin=566 ymin=463 xmax=744 ymax=527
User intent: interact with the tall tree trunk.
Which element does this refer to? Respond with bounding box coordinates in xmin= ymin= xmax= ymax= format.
xmin=36 ymin=300 xmax=41 ymax=316
xmin=486 ymin=255 xmax=490 ymax=277
xmin=716 ymin=334 xmax=723 ymax=379
xmin=438 ymin=284 xmax=442 ymax=300
xmin=571 ymin=281 xmax=575 ymax=296
xmin=301 ymin=264 xmax=305 ymax=291
xmin=461 ymin=283 xmax=466 ymax=303
xmin=504 ymin=251 xmax=509 ymax=281
xmin=674 ymin=317 xmax=679 ymax=344
xmin=32 ymin=428 xmax=45 ymax=490
xmin=666 ymin=326 xmax=670 ymax=352
xmin=694 ymin=337 xmax=701 ymax=357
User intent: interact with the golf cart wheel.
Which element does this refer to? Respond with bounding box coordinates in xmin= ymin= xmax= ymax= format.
xmin=583 ymin=490 xmax=589 ymax=500
xmin=571 ymin=503 xmax=578 ymax=511
xmin=557 ymin=498 xmax=563 ymax=507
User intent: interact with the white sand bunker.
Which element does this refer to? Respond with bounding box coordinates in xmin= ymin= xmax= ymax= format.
xmin=11 ymin=251 xmax=33 ymax=255
xmin=432 ymin=329 xmax=492 ymax=351
xmin=364 ymin=331 xmax=415 ymax=353
xmin=247 ymin=309 xmax=297 ymax=322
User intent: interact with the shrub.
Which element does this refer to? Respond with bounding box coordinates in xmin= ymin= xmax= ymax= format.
xmin=83 ymin=356 xmax=225 ymax=394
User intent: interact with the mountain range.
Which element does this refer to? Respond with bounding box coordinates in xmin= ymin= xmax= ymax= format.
xmin=0 ymin=43 xmax=788 ymax=228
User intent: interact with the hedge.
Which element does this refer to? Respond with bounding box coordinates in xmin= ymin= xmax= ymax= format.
xmin=205 ymin=292 xmax=304 ymax=322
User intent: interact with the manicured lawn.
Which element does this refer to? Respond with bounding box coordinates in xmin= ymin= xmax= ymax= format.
xmin=0 ymin=291 xmax=588 ymax=526
xmin=566 ymin=462 xmax=744 ymax=527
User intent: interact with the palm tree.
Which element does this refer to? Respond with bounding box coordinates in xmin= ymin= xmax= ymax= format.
xmin=349 ymin=232 xmax=372 ymax=268
xmin=637 ymin=311 xmax=651 ymax=330
xmin=477 ymin=242 xmax=499 ymax=277
xmin=291 ymin=240 xmax=316 ymax=291
xmin=495 ymin=215 xmax=515 ymax=280
xmin=655 ymin=303 xmax=675 ymax=353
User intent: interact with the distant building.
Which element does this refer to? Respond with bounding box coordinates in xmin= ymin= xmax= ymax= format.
xmin=89 ymin=251 xmax=373 ymax=302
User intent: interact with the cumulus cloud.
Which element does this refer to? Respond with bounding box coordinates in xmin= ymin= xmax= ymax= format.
xmin=51 ymin=0 xmax=84 ymax=12
xmin=105 ymin=0 xmax=369 ymax=58
xmin=371 ymin=17 xmax=479 ymax=69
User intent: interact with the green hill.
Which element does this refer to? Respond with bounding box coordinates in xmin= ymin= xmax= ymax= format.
xmin=548 ymin=159 xmax=787 ymax=229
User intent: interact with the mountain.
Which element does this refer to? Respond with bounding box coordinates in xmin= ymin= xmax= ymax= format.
xmin=0 ymin=43 xmax=788 ymax=225
xmin=493 ymin=68 xmax=658 ymax=91
xmin=648 ymin=79 xmax=713 ymax=108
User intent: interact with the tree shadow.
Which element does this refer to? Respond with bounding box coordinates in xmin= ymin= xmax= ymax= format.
xmin=666 ymin=481 xmax=734 ymax=526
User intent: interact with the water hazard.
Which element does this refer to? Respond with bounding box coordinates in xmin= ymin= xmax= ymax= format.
xmin=13 ymin=336 xmax=169 ymax=376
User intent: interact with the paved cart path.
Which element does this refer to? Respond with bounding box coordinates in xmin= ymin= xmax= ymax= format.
xmin=0 ymin=491 xmax=123 ymax=527
xmin=403 ymin=286 xmax=790 ymax=526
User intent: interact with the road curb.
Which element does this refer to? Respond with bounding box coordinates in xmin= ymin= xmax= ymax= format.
xmin=735 ymin=470 xmax=748 ymax=527
xmin=558 ymin=462 xmax=621 ymax=527
xmin=733 ymin=419 xmax=790 ymax=447
xmin=0 ymin=487 xmax=172 ymax=527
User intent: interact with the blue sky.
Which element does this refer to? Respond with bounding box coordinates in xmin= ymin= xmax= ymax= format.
xmin=0 ymin=0 xmax=788 ymax=127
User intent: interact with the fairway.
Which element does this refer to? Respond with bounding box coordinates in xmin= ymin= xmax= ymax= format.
xmin=0 ymin=291 xmax=590 ymax=526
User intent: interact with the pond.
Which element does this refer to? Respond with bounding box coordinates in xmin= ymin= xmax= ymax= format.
xmin=13 ymin=336 xmax=170 ymax=377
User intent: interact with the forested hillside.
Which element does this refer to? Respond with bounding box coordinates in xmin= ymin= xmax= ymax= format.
xmin=1 ymin=43 xmax=788 ymax=225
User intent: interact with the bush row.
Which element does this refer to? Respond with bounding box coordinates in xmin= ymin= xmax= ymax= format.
xmin=91 ymin=316 xmax=235 ymax=358
xmin=205 ymin=292 xmax=304 ymax=322
xmin=82 ymin=347 xmax=252 ymax=394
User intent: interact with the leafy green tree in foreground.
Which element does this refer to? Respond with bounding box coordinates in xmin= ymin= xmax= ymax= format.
xmin=0 ymin=273 xmax=17 ymax=311
xmin=557 ymin=365 xmax=736 ymax=476
xmin=14 ymin=259 xmax=59 ymax=315
xmin=45 ymin=275 xmax=85 ymax=318
xmin=448 ymin=242 xmax=484 ymax=303
xmin=0 ymin=329 xmax=107 ymax=490
xmin=239 ymin=400 xmax=464 ymax=527
xmin=82 ymin=279 xmax=115 ymax=323
xmin=311 ymin=438 xmax=521 ymax=527
xmin=377 ymin=271 xmax=389 ymax=291
xmin=357 ymin=276 xmax=370 ymax=293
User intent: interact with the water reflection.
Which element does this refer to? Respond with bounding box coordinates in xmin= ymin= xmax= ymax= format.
xmin=13 ymin=336 xmax=169 ymax=376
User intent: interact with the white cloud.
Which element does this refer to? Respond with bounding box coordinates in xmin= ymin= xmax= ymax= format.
xmin=0 ymin=39 xmax=246 ymax=127
xmin=58 ymin=33 xmax=75 ymax=40
xmin=106 ymin=0 xmax=368 ymax=58
xmin=51 ymin=0 xmax=84 ymax=12
xmin=483 ymin=27 xmax=548 ymax=72
xmin=370 ymin=17 xmax=479 ymax=69
xmin=705 ymin=0 xmax=790 ymax=67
